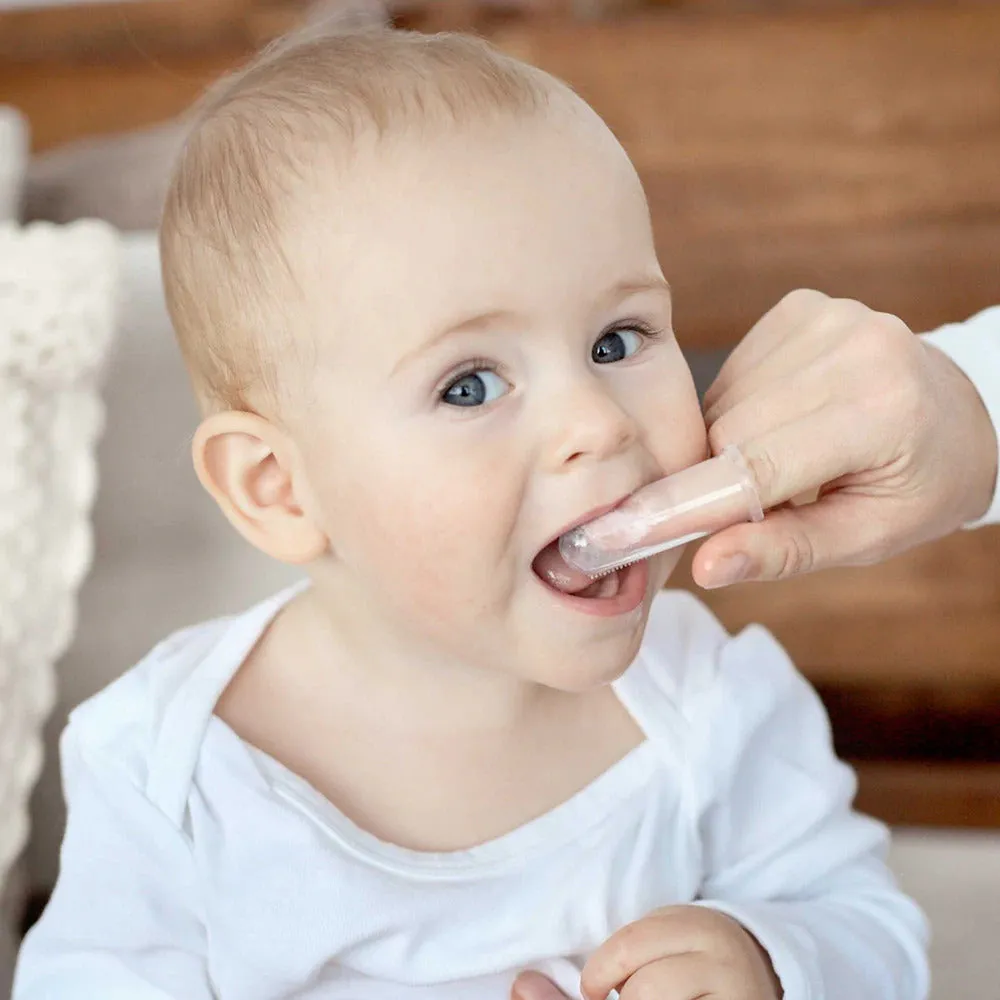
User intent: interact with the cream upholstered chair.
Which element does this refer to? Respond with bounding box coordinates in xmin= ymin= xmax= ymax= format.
xmin=0 ymin=100 xmax=28 ymax=1000
xmin=0 ymin=109 xmax=118 ymax=986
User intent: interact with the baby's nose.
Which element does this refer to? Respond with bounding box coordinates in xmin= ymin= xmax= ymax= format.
xmin=550 ymin=382 xmax=639 ymax=469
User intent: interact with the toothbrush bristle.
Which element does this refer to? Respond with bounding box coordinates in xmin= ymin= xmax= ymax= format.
xmin=585 ymin=552 xmax=645 ymax=579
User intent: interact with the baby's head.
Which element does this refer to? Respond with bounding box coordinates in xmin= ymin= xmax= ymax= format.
xmin=161 ymin=24 xmax=707 ymax=691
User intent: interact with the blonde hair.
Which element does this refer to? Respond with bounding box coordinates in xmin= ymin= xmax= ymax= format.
xmin=160 ymin=24 xmax=559 ymax=412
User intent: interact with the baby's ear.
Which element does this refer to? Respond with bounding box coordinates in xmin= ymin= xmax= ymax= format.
xmin=193 ymin=411 xmax=328 ymax=565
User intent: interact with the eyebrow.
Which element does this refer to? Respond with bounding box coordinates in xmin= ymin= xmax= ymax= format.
xmin=391 ymin=276 xmax=672 ymax=376
xmin=601 ymin=277 xmax=672 ymax=308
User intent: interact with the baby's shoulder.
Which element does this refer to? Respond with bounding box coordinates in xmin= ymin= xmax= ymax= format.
xmin=66 ymin=611 xmax=240 ymax=797
xmin=634 ymin=590 xmax=731 ymax=698
xmin=636 ymin=589 xmax=795 ymax=707
xmin=641 ymin=590 xmax=730 ymax=661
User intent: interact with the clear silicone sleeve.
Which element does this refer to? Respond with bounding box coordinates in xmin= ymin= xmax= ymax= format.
xmin=559 ymin=445 xmax=763 ymax=576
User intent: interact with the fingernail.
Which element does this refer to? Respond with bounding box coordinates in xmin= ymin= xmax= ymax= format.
xmin=705 ymin=553 xmax=750 ymax=588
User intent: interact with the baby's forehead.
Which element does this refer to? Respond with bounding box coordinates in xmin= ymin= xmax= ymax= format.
xmin=162 ymin=27 xmax=617 ymax=411
xmin=286 ymin=121 xmax=659 ymax=365
xmin=289 ymin=100 xmax=645 ymax=263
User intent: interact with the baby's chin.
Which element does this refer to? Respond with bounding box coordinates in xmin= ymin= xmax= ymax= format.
xmin=563 ymin=553 xmax=681 ymax=690
xmin=529 ymin=598 xmax=655 ymax=693
xmin=541 ymin=628 xmax=649 ymax=693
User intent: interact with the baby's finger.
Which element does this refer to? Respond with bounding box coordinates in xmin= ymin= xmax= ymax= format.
xmin=617 ymin=954 xmax=720 ymax=1000
xmin=511 ymin=972 xmax=571 ymax=1000
xmin=581 ymin=910 xmax=706 ymax=1000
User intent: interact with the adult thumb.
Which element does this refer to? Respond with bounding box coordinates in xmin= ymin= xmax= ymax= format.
xmin=512 ymin=972 xmax=571 ymax=1000
xmin=693 ymin=490 xmax=891 ymax=587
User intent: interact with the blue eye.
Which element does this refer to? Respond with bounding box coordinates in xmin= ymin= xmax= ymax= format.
xmin=592 ymin=327 xmax=644 ymax=364
xmin=442 ymin=369 xmax=509 ymax=407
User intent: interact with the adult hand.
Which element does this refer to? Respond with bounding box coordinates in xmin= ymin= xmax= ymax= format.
xmin=695 ymin=289 xmax=998 ymax=588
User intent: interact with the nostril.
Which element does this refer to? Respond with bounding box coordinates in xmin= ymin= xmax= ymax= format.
xmin=550 ymin=390 xmax=638 ymax=468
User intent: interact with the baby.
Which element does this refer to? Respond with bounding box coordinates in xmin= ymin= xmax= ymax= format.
xmin=15 ymin=23 xmax=928 ymax=1000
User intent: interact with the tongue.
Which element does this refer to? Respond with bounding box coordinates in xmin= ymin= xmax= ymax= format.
xmin=534 ymin=541 xmax=605 ymax=595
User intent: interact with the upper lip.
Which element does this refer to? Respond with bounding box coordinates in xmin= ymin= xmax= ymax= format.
xmin=538 ymin=492 xmax=636 ymax=555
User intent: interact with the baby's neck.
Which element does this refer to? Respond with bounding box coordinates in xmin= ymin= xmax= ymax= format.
xmin=294 ymin=583 xmax=559 ymax=736
xmin=217 ymin=585 xmax=644 ymax=852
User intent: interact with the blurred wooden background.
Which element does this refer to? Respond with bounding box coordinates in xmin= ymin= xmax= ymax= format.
xmin=2 ymin=0 xmax=999 ymax=826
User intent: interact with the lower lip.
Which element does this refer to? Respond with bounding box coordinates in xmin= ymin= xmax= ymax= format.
xmin=537 ymin=558 xmax=650 ymax=618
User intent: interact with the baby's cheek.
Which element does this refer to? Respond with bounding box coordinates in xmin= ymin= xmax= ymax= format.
xmin=365 ymin=489 xmax=512 ymax=613
xmin=312 ymin=428 xmax=523 ymax=616
xmin=648 ymin=397 xmax=708 ymax=475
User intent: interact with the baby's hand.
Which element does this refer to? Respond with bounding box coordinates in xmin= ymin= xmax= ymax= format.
xmin=580 ymin=905 xmax=782 ymax=1000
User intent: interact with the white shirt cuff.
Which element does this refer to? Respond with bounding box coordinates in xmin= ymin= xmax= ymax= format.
xmin=921 ymin=306 xmax=1000 ymax=528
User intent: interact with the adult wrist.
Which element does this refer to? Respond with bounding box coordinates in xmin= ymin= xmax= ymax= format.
xmin=921 ymin=309 xmax=1000 ymax=527
xmin=927 ymin=343 xmax=998 ymax=525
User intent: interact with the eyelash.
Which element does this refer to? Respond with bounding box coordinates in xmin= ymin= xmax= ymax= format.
xmin=611 ymin=317 xmax=664 ymax=345
xmin=438 ymin=356 xmax=507 ymax=393
xmin=436 ymin=319 xmax=666 ymax=402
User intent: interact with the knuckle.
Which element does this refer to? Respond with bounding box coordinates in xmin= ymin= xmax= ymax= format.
xmin=629 ymin=975 xmax=665 ymax=1000
xmin=850 ymin=309 xmax=913 ymax=364
xmin=696 ymin=909 xmax=738 ymax=946
xmin=838 ymin=312 xmax=922 ymax=417
xmin=685 ymin=906 xmax=720 ymax=932
xmin=605 ymin=922 xmax=644 ymax=970
xmin=813 ymin=295 xmax=867 ymax=336
xmin=871 ymin=307 xmax=915 ymax=340
xmin=773 ymin=528 xmax=816 ymax=579
xmin=746 ymin=448 xmax=779 ymax=499
xmin=781 ymin=287 xmax=827 ymax=313
xmin=707 ymin=419 xmax=732 ymax=455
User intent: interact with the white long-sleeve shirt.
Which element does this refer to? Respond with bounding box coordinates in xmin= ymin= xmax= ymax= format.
xmin=923 ymin=305 xmax=1000 ymax=526
xmin=14 ymin=586 xmax=927 ymax=1000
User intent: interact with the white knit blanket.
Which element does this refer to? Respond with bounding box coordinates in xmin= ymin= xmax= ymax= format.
xmin=0 ymin=220 xmax=118 ymax=898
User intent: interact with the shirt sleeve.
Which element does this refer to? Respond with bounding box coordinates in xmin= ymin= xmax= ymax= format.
xmin=13 ymin=725 xmax=215 ymax=1000
xmin=921 ymin=305 xmax=1000 ymax=527
xmin=687 ymin=625 xmax=929 ymax=1000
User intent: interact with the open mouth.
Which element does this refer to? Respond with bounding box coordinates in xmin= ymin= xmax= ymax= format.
xmin=533 ymin=537 xmax=614 ymax=596
xmin=531 ymin=538 xmax=649 ymax=615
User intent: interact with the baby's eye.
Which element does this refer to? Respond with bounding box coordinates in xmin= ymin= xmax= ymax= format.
xmin=592 ymin=327 xmax=644 ymax=365
xmin=441 ymin=369 xmax=510 ymax=407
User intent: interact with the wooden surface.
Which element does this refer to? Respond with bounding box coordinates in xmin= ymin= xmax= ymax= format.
xmin=499 ymin=0 xmax=1000 ymax=828
xmin=854 ymin=763 xmax=1000 ymax=829
xmin=680 ymin=531 xmax=1000 ymax=689
xmin=5 ymin=3 xmax=999 ymax=337
xmin=672 ymin=531 xmax=1000 ymax=823
xmin=0 ymin=49 xmax=247 ymax=153
xmin=0 ymin=0 xmax=599 ymax=62
xmin=0 ymin=0 xmax=283 ymax=62
xmin=2 ymin=1 xmax=999 ymax=825
xmin=495 ymin=3 xmax=1000 ymax=348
